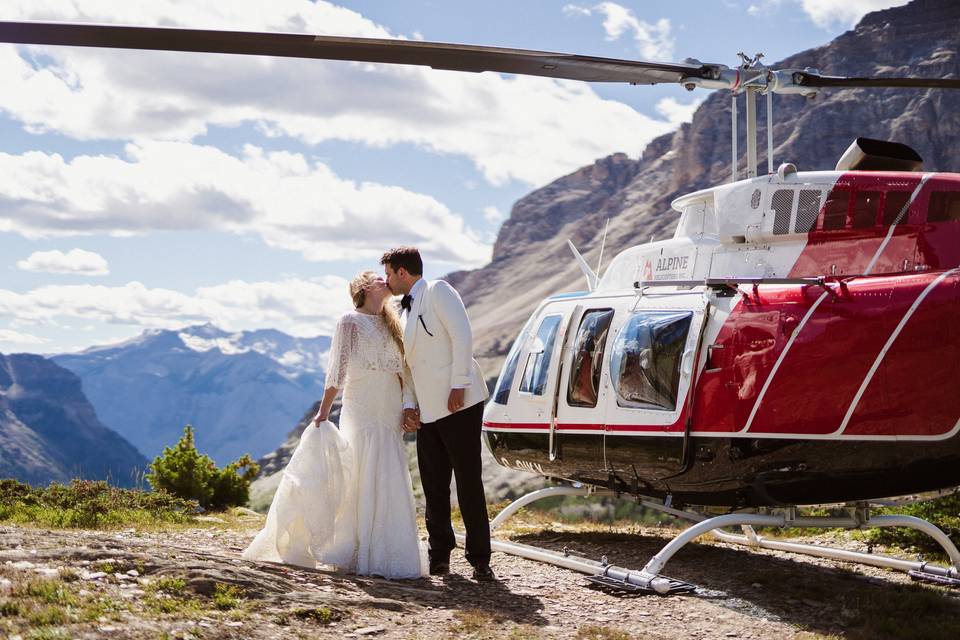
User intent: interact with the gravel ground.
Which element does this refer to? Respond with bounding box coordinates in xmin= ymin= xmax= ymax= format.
xmin=1 ymin=516 xmax=959 ymax=640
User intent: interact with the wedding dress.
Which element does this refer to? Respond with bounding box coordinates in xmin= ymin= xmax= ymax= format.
xmin=243 ymin=311 xmax=426 ymax=578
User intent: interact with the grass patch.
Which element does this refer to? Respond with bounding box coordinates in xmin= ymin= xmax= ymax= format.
xmin=837 ymin=582 xmax=960 ymax=640
xmin=24 ymin=630 xmax=71 ymax=640
xmin=1 ymin=599 xmax=24 ymax=617
xmin=212 ymin=583 xmax=244 ymax=610
xmin=280 ymin=606 xmax=342 ymax=625
xmin=506 ymin=624 xmax=545 ymax=639
xmin=149 ymin=576 xmax=187 ymax=595
xmin=448 ymin=609 xmax=506 ymax=637
xmin=0 ymin=479 xmax=197 ymax=530
xmin=16 ymin=579 xmax=78 ymax=607
xmin=575 ymin=626 xmax=632 ymax=640
xmin=27 ymin=605 xmax=68 ymax=627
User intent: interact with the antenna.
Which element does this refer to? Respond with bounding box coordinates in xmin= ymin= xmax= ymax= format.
xmin=596 ymin=218 xmax=610 ymax=280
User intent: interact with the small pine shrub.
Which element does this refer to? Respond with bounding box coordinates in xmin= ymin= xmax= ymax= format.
xmin=146 ymin=426 xmax=259 ymax=510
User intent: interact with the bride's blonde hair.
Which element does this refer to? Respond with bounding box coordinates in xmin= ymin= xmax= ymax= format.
xmin=350 ymin=271 xmax=404 ymax=354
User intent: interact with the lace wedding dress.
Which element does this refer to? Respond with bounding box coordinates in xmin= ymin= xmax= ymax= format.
xmin=243 ymin=311 xmax=426 ymax=579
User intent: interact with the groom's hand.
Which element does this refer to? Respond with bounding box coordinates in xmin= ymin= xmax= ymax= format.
xmin=402 ymin=408 xmax=421 ymax=432
xmin=448 ymin=388 xmax=465 ymax=413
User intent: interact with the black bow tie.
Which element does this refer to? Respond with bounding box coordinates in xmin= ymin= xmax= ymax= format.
xmin=400 ymin=294 xmax=413 ymax=312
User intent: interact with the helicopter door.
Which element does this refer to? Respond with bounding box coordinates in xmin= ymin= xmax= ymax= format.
xmin=603 ymin=298 xmax=707 ymax=486
xmin=553 ymin=306 xmax=616 ymax=475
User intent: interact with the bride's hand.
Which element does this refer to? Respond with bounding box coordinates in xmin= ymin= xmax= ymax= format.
xmin=314 ymin=410 xmax=329 ymax=427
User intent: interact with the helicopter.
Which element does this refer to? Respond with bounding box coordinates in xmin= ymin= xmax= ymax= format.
xmin=1 ymin=18 xmax=959 ymax=595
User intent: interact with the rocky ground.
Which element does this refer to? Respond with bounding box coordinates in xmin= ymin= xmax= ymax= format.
xmin=2 ymin=511 xmax=959 ymax=640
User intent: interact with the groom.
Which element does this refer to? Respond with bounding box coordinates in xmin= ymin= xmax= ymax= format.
xmin=380 ymin=246 xmax=493 ymax=580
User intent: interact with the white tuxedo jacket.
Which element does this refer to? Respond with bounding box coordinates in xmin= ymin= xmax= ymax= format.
xmin=401 ymin=279 xmax=488 ymax=424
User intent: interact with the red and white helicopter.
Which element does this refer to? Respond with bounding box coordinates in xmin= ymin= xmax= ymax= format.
xmin=1 ymin=20 xmax=958 ymax=594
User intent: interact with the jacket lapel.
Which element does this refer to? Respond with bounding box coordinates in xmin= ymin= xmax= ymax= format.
xmin=402 ymin=280 xmax=428 ymax=358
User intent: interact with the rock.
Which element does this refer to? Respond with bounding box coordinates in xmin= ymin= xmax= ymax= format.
xmin=0 ymin=578 xmax=12 ymax=593
xmin=355 ymin=626 xmax=386 ymax=636
xmin=82 ymin=571 xmax=108 ymax=580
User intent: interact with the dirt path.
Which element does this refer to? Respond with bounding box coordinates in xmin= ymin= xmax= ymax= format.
xmin=2 ymin=520 xmax=959 ymax=639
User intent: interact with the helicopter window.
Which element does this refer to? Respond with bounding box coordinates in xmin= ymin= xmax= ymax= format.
xmin=492 ymin=315 xmax=536 ymax=405
xmin=882 ymin=191 xmax=911 ymax=225
xmin=519 ymin=315 xmax=562 ymax=396
xmin=851 ymin=191 xmax=881 ymax=228
xmin=567 ymin=309 xmax=614 ymax=408
xmin=928 ymin=191 xmax=960 ymax=223
xmin=795 ymin=190 xmax=822 ymax=233
xmin=820 ymin=190 xmax=851 ymax=231
xmin=771 ymin=189 xmax=794 ymax=235
xmin=610 ymin=311 xmax=692 ymax=411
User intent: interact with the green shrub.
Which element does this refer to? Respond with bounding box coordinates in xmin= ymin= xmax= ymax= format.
xmin=868 ymin=493 xmax=960 ymax=559
xmin=0 ymin=478 xmax=195 ymax=529
xmin=146 ymin=426 xmax=259 ymax=510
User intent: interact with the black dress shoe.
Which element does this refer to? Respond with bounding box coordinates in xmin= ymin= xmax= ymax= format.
xmin=472 ymin=564 xmax=495 ymax=581
xmin=429 ymin=560 xmax=450 ymax=576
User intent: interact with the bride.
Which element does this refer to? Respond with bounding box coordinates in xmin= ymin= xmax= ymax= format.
xmin=243 ymin=271 xmax=426 ymax=579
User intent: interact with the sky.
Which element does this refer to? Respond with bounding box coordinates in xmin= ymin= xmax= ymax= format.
xmin=0 ymin=0 xmax=909 ymax=354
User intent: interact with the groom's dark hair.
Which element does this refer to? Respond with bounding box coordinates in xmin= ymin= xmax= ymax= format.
xmin=380 ymin=246 xmax=423 ymax=276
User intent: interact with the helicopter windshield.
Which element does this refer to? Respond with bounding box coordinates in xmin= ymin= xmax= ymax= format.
xmin=610 ymin=311 xmax=692 ymax=411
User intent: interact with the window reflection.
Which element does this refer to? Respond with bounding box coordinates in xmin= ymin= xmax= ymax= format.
xmin=492 ymin=314 xmax=536 ymax=405
xmin=567 ymin=309 xmax=614 ymax=408
xmin=519 ymin=315 xmax=562 ymax=396
xmin=610 ymin=311 xmax=692 ymax=410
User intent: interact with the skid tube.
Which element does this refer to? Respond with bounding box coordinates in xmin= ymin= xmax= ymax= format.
xmin=454 ymin=485 xmax=960 ymax=594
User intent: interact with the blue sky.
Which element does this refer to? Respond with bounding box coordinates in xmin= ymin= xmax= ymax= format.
xmin=0 ymin=0 xmax=907 ymax=353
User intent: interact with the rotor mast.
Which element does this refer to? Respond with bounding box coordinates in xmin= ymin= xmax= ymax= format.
xmin=727 ymin=53 xmax=776 ymax=182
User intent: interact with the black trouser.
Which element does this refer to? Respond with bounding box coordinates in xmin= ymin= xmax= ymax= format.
xmin=416 ymin=401 xmax=490 ymax=567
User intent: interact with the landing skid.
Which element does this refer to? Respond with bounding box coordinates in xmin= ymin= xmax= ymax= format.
xmin=456 ymin=485 xmax=960 ymax=595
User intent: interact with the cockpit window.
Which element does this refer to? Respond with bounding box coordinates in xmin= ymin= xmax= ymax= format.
xmin=567 ymin=309 xmax=614 ymax=408
xmin=610 ymin=311 xmax=692 ymax=411
xmin=492 ymin=314 xmax=536 ymax=405
xmin=519 ymin=315 xmax=562 ymax=396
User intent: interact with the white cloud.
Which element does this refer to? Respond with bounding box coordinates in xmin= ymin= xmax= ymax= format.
xmin=16 ymin=249 xmax=109 ymax=275
xmin=563 ymin=2 xmax=674 ymax=60
xmin=747 ymin=0 xmax=784 ymax=16
xmin=0 ymin=277 xmax=353 ymax=338
xmin=483 ymin=206 xmax=505 ymax=225
xmin=655 ymin=96 xmax=705 ymax=128
xmin=0 ymin=141 xmax=491 ymax=268
xmin=0 ymin=0 xmax=681 ymax=186
xmin=799 ymin=0 xmax=909 ymax=28
xmin=0 ymin=329 xmax=48 ymax=345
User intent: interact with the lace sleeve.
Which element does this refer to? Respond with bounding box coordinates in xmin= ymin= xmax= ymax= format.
xmin=325 ymin=317 xmax=358 ymax=389
xmin=401 ymin=362 xmax=418 ymax=409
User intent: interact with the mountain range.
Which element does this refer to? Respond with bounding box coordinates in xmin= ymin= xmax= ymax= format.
xmin=53 ymin=324 xmax=331 ymax=465
xmin=0 ymin=353 xmax=146 ymax=486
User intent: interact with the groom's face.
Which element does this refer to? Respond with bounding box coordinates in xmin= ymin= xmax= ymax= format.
xmin=384 ymin=265 xmax=404 ymax=295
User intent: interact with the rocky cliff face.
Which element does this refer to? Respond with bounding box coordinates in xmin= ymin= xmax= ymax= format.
xmin=0 ymin=353 xmax=147 ymax=486
xmin=53 ymin=324 xmax=331 ymax=466
xmin=450 ymin=0 xmax=960 ymax=378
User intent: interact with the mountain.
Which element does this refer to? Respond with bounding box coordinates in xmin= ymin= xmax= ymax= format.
xmin=0 ymin=353 xmax=147 ymax=486
xmin=53 ymin=324 xmax=331 ymax=465
xmin=448 ymin=0 xmax=960 ymax=378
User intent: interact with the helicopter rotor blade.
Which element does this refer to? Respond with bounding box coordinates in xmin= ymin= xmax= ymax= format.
xmin=792 ymin=70 xmax=960 ymax=90
xmin=0 ymin=20 xmax=716 ymax=85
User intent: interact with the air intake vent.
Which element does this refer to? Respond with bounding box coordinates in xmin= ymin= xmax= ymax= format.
xmin=835 ymin=138 xmax=923 ymax=172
